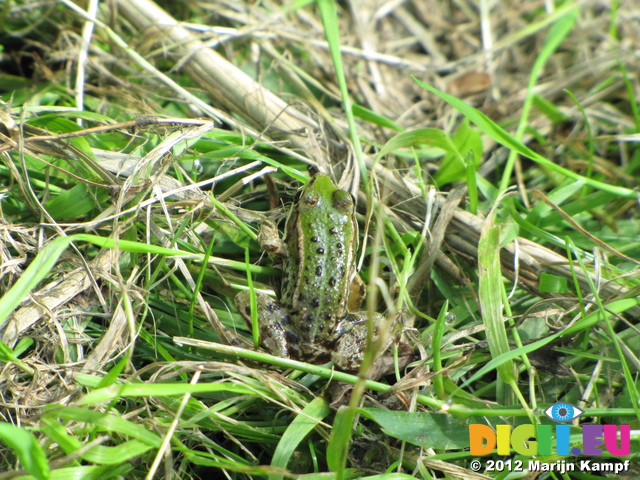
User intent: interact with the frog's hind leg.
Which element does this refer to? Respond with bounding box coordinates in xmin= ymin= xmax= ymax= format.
xmin=331 ymin=313 xmax=386 ymax=372
xmin=234 ymin=291 xmax=298 ymax=359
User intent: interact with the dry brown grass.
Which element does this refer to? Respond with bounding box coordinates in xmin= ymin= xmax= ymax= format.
xmin=1 ymin=0 xmax=639 ymax=477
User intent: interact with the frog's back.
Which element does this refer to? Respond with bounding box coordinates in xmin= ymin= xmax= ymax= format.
xmin=279 ymin=174 xmax=358 ymax=352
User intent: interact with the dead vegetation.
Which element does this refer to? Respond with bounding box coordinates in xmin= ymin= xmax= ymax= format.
xmin=1 ymin=0 xmax=639 ymax=478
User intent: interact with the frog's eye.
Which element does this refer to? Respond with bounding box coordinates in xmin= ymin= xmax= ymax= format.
xmin=300 ymin=189 xmax=320 ymax=209
xmin=333 ymin=189 xmax=354 ymax=211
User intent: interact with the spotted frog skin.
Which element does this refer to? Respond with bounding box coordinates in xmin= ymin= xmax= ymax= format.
xmin=235 ymin=173 xmax=383 ymax=371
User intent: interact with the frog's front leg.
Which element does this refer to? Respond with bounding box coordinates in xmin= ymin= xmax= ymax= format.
xmin=256 ymin=219 xmax=287 ymax=257
xmin=331 ymin=312 xmax=387 ymax=371
xmin=234 ymin=291 xmax=297 ymax=359
xmin=347 ymin=273 xmax=366 ymax=311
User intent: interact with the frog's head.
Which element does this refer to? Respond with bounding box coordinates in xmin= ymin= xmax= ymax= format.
xmin=296 ymin=174 xmax=354 ymax=216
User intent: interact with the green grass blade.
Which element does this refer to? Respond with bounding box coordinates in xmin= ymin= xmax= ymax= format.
xmin=0 ymin=236 xmax=74 ymax=329
xmin=500 ymin=6 xmax=578 ymax=191
xmin=13 ymin=465 xmax=131 ymax=480
xmin=269 ymin=397 xmax=331 ymax=480
xmin=77 ymin=382 xmax=255 ymax=405
xmin=43 ymin=407 xmax=162 ymax=448
xmin=359 ymin=408 xmax=471 ymax=449
xmin=376 ymin=128 xmax=460 ymax=163
xmin=477 ymin=209 xmax=515 ymax=389
xmin=316 ymin=0 xmax=367 ymax=184
xmin=455 ymin=298 xmax=640 ymax=394
xmin=0 ymin=422 xmax=50 ymax=480
xmin=0 ymin=232 xmax=267 ymax=334
xmin=352 ymin=104 xmax=404 ymax=132
xmin=0 ymin=341 xmax=35 ymax=375
xmin=326 ymin=405 xmax=355 ymax=474
xmin=413 ymin=77 xmax=638 ymax=200
xmin=431 ymin=301 xmax=448 ymax=400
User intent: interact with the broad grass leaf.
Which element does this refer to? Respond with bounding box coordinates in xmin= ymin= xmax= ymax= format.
xmin=0 ymin=236 xmax=74 ymax=328
xmin=43 ymin=407 xmax=162 ymax=448
xmin=269 ymin=397 xmax=331 ymax=480
xmin=326 ymin=406 xmax=355 ymax=472
xmin=0 ymin=423 xmax=49 ymax=480
xmin=539 ymin=273 xmax=569 ymax=293
xmin=358 ymin=409 xmax=472 ymax=449
xmin=43 ymin=184 xmax=103 ymax=220
xmin=77 ymin=382 xmax=254 ymax=405
xmin=434 ymin=120 xmax=482 ymax=186
xmin=39 ymin=416 xmax=151 ymax=465
xmin=352 ymin=104 xmax=403 ymax=132
xmin=478 ymin=213 xmax=515 ymax=385
xmin=13 ymin=465 xmax=130 ymax=480
xmin=376 ymin=128 xmax=456 ymax=161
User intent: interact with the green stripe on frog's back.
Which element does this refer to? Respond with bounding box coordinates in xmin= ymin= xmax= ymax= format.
xmin=280 ymin=174 xmax=358 ymax=346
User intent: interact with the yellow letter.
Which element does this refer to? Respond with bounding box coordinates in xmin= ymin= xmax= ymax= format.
xmin=497 ymin=424 xmax=511 ymax=455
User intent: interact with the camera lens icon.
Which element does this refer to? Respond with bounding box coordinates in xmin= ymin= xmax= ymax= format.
xmin=544 ymin=402 xmax=584 ymax=422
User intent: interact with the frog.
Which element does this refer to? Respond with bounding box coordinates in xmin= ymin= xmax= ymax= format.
xmin=234 ymin=173 xmax=386 ymax=371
